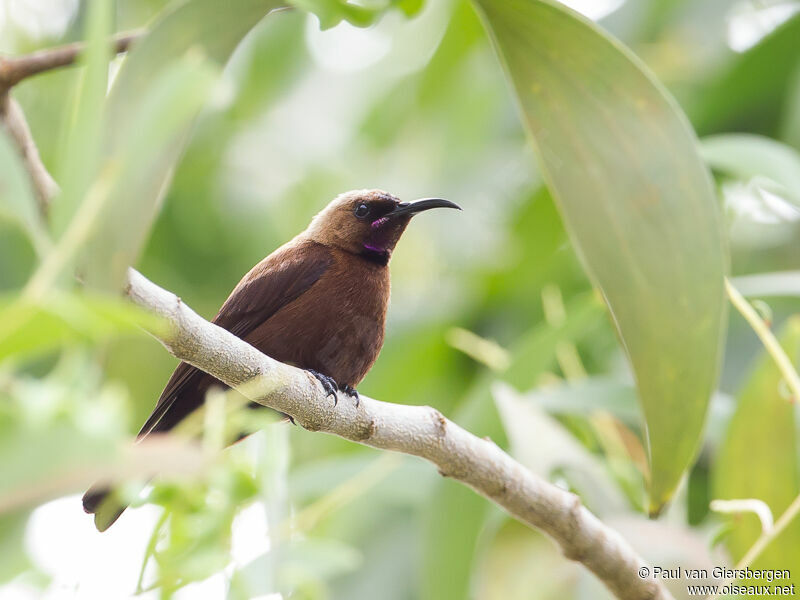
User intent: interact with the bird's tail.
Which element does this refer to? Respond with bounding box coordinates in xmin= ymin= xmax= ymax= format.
xmin=82 ymin=484 xmax=128 ymax=532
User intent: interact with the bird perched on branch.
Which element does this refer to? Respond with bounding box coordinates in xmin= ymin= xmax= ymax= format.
xmin=83 ymin=189 xmax=460 ymax=530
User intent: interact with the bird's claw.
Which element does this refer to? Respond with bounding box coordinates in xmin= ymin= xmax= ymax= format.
xmin=308 ymin=370 xmax=338 ymax=405
xmin=340 ymin=384 xmax=360 ymax=407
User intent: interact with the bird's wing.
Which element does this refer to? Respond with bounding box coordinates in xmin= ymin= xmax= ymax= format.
xmin=137 ymin=240 xmax=334 ymax=437
xmin=211 ymin=240 xmax=334 ymax=338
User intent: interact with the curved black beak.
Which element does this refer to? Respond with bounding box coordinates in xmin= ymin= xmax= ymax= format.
xmin=388 ymin=197 xmax=461 ymax=218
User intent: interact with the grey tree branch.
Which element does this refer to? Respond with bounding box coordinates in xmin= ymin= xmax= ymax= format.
xmin=0 ymin=30 xmax=143 ymax=91
xmin=126 ymin=267 xmax=672 ymax=600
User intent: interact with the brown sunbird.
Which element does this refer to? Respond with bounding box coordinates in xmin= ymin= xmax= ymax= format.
xmin=83 ymin=189 xmax=460 ymax=530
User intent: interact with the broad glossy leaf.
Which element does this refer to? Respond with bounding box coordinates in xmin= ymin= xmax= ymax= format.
xmin=713 ymin=318 xmax=800 ymax=590
xmin=473 ymin=0 xmax=728 ymax=513
xmin=701 ymin=133 xmax=800 ymax=205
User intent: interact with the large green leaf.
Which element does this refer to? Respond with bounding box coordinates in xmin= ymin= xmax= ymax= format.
xmin=473 ymin=0 xmax=728 ymax=513
xmin=713 ymin=318 xmax=800 ymax=590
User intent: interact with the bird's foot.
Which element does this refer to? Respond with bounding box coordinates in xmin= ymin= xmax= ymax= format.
xmin=340 ymin=384 xmax=360 ymax=407
xmin=308 ymin=370 xmax=339 ymax=405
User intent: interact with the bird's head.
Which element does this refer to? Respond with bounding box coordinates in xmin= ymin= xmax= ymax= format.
xmin=306 ymin=189 xmax=461 ymax=263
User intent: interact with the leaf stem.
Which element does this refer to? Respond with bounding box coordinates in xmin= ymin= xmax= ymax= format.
xmin=725 ymin=278 xmax=800 ymax=401
xmin=0 ymin=94 xmax=59 ymax=221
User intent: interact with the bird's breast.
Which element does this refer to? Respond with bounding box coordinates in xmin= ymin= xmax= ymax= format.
xmin=246 ymin=251 xmax=390 ymax=386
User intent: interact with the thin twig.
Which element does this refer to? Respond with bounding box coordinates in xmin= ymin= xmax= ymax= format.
xmin=0 ymin=94 xmax=59 ymax=218
xmin=0 ymin=30 xmax=144 ymax=91
xmin=125 ymin=267 xmax=673 ymax=600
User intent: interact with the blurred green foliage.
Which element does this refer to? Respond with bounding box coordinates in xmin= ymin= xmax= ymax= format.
xmin=1 ymin=0 xmax=800 ymax=599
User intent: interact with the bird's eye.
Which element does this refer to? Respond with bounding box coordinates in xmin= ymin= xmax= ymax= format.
xmin=354 ymin=203 xmax=370 ymax=219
